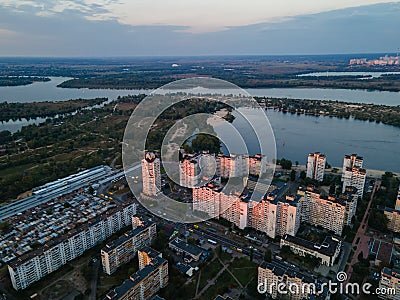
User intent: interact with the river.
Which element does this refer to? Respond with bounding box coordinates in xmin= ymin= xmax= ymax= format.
xmin=214 ymin=108 xmax=400 ymax=172
xmin=0 ymin=77 xmax=399 ymax=106
xmin=1 ymin=77 xmax=399 ymax=171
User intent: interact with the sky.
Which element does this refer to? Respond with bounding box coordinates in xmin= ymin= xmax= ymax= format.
xmin=0 ymin=0 xmax=399 ymax=56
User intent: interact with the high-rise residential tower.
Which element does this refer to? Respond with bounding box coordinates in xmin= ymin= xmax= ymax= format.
xmin=306 ymin=152 xmax=326 ymax=182
xmin=142 ymin=152 xmax=161 ymax=197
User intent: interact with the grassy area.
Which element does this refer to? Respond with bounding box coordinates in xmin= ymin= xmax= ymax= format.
xmin=198 ymin=259 xmax=223 ymax=291
xmin=228 ymin=257 xmax=258 ymax=286
xmin=199 ymin=270 xmax=239 ymax=300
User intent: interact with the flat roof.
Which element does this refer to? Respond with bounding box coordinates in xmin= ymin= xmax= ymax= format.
xmin=8 ymin=201 xmax=135 ymax=269
xmin=282 ymin=234 xmax=341 ymax=257
xmin=169 ymin=238 xmax=203 ymax=257
xmin=102 ymin=219 xmax=155 ymax=253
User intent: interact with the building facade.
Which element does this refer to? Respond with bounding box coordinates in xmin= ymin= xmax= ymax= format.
xmin=302 ymin=188 xmax=346 ymax=235
xmin=142 ymin=152 xmax=161 ymax=197
xmin=8 ymin=203 xmax=137 ymax=290
xmin=342 ymin=154 xmax=363 ymax=177
xmin=342 ymin=167 xmax=366 ymax=198
xmin=104 ymin=247 xmax=168 ymax=300
xmin=101 ymin=217 xmax=156 ymax=275
xmin=379 ymin=267 xmax=400 ymax=300
xmin=179 ymin=152 xmax=216 ymax=188
xmin=306 ymin=152 xmax=326 ymax=182
xmin=250 ymin=195 xmax=301 ymax=239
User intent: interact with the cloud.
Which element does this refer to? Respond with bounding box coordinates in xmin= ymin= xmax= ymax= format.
xmin=0 ymin=1 xmax=398 ymax=56
xmin=1 ymin=0 xmax=400 ymax=32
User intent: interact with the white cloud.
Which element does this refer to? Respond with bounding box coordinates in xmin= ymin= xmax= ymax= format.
xmin=0 ymin=0 xmax=399 ymax=32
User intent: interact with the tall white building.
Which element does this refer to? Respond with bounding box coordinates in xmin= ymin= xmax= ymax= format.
xmin=340 ymin=186 xmax=359 ymax=225
xmin=216 ymin=153 xmax=266 ymax=178
xmin=342 ymin=154 xmax=363 ymax=178
xmin=8 ymin=202 xmax=137 ymax=290
xmin=192 ymin=181 xmax=222 ymax=218
xmin=250 ymin=195 xmax=301 ymax=239
xmin=395 ymin=184 xmax=400 ymax=211
xmin=179 ymin=152 xmax=215 ymax=188
xmin=302 ymin=188 xmax=346 ymax=235
xmin=306 ymin=152 xmax=326 ymax=182
xmin=220 ymin=193 xmax=250 ymax=230
xmin=142 ymin=152 xmax=161 ymax=197
xmin=342 ymin=167 xmax=366 ymax=198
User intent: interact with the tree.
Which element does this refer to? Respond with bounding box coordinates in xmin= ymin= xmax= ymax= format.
xmin=329 ymin=183 xmax=336 ymax=195
xmin=279 ymin=158 xmax=292 ymax=170
xmin=264 ymin=248 xmax=272 ymax=262
xmin=300 ymin=170 xmax=307 ymax=180
xmin=290 ymin=170 xmax=296 ymax=181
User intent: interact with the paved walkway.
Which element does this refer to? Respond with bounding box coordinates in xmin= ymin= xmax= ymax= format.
xmin=345 ymin=180 xmax=381 ymax=283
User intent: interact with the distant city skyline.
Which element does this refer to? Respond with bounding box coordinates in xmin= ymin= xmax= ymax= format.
xmin=0 ymin=1 xmax=399 ymax=56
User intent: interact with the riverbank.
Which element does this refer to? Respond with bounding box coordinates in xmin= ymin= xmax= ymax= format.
xmin=284 ymin=164 xmax=399 ymax=179
xmin=0 ymin=98 xmax=107 ymax=122
xmin=258 ymin=97 xmax=400 ymax=128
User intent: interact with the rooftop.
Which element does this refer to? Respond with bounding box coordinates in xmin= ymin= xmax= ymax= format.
xmin=282 ymin=234 xmax=341 ymax=257
xmin=169 ymin=238 xmax=203 ymax=257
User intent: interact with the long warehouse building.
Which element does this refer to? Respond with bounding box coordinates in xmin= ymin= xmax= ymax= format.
xmin=0 ymin=165 xmax=114 ymax=220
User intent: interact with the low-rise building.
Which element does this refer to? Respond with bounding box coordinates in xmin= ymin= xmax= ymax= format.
xmin=101 ymin=217 xmax=156 ymax=275
xmin=169 ymin=238 xmax=203 ymax=262
xmin=104 ymin=247 xmax=168 ymax=300
xmin=280 ymin=235 xmax=342 ymax=267
xmin=258 ymin=260 xmax=328 ymax=300
xmin=370 ymin=239 xmax=394 ymax=266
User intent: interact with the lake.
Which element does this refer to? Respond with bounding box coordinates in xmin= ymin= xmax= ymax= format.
xmin=215 ymin=108 xmax=400 ymax=172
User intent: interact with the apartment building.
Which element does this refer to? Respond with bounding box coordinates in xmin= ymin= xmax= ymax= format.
xmin=339 ymin=186 xmax=359 ymax=225
xmin=306 ymin=152 xmax=326 ymax=182
xmin=250 ymin=195 xmax=301 ymax=239
xmin=302 ymin=188 xmax=346 ymax=235
xmin=142 ymin=152 xmax=161 ymax=197
xmin=8 ymin=202 xmax=137 ymax=290
xmin=216 ymin=153 xmax=266 ymax=178
xmin=220 ymin=192 xmax=250 ymax=230
xmin=192 ymin=181 xmax=222 ymax=218
xmin=258 ymin=260 xmax=328 ymax=300
xmin=179 ymin=152 xmax=216 ymax=188
xmin=249 ymin=198 xmax=278 ymax=238
xmin=342 ymin=167 xmax=366 ymax=198
xmin=379 ymin=267 xmax=400 ymax=300
xmin=384 ymin=208 xmax=400 ymax=233
xmin=342 ymin=154 xmax=363 ymax=177
xmin=101 ymin=217 xmax=156 ymax=275
xmin=280 ymin=235 xmax=342 ymax=267
xmin=104 ymin=247 xmax=168 ymax=300
xmin=395 ymin=184 xmax=400 ymax=211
